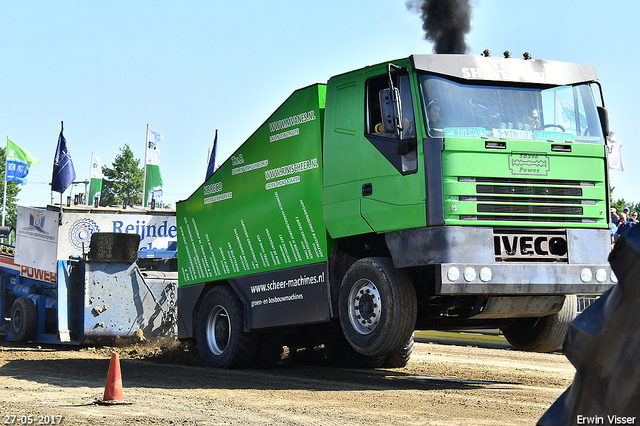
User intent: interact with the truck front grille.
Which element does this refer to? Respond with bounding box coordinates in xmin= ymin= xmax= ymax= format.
xmin=477 ymin=184 xmax=582 ymax=197
xmin=453 ymin=177 xmax=599 ymax=225
xmin=477 ymin=204 xmax=583 ymax=215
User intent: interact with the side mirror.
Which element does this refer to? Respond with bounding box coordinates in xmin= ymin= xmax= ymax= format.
xmin=379 ymin=88 xmax=409 ymax=155
xmin=598 ymin=106 xmax=609 ymax=138
xmin=379 ymin=88 xmax=402 ymax=134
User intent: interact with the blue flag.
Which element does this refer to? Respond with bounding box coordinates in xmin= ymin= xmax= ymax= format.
xmin=51 ymin=122 xmax=76 ymax=193
xmin=205 ymin=129 xmax=218 ymax=181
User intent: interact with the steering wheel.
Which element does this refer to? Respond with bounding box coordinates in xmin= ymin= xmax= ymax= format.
xmin=542 ymin=124 xmax=565 ymax=132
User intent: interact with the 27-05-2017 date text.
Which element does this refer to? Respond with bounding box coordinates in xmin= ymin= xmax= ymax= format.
xmin=2 ymin=415 xmax=63 ymax=425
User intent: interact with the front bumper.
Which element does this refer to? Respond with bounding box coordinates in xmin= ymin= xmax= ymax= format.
xmin=437 ymin=262 xmax=614 ymax=295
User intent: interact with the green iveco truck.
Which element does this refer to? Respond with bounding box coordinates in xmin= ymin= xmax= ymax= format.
xmin=177 ymin=54 xmax=615 ymax=368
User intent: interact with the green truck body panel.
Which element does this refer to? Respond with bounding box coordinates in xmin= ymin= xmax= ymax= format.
xmin=177 ymin=84 xmax=329 ymax=283
xmin=177 ymin=84 xmax=335 ymax=329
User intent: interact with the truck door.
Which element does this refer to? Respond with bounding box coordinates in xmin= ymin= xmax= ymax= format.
xmin=359 ymin=72 xmax=426 ymax=233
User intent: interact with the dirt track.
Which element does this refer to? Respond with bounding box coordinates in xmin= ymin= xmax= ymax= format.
xmin=0 ymin=338 xmax=574 ymax=425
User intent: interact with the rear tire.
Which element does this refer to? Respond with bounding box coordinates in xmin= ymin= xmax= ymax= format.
xmin=254 ymin=333 xmax=284 ymax=368
xmin=11 ymin=297 xmax=38 ymax=342
xmin=339 ymin=257 xmax=417 ymax=357
xmin=501 ymin=295 xmax=577 ymax=352
xmin=196 ymin=285 xmax=259 ymax=368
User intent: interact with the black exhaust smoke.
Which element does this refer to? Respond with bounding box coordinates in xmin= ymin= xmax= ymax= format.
xmin=406 ymin=0 xmax=472 ymax=54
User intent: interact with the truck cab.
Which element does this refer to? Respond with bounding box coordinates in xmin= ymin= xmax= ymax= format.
xmin=323 ymin=54 xmax=613 ymax=353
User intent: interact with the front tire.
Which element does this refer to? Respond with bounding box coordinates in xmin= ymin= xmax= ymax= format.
xmin=365 ymin=334 xmax=414 ymax=368
xmin=381 ymin=333 xmax=414 ymax=368
xmin=196 ymin=285 xmax=259 ymax=368
xmin=339 ymin=257 xmax=417 ymax=357
xmin=501 ymin=295 xmax=577 ymax=352
xmin=11 ymin=297 xmax=38 ymax=342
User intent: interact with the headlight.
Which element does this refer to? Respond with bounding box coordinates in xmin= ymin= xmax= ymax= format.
xmin=479 ymin=267 xmax=492 ymax=282
xmin=447 ymin=267 xmax=460 ymax=281
xmin=580 ymin=268 xmax=592 ymax=283
xmin=595 ymin=269 xmax=607 ymax=283
xmin=464 ymin=267 xmax=476 ymax=282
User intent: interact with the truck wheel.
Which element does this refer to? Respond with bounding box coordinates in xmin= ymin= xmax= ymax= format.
xmin=365 ymin=334 xmax=414 ymax=368
xmin=501 ymin=295 xmax=577 ymax=353
xmin=382 ymin=333 xmax=414 ymax=368
xmin=196 ymin=285 xmax=259 ymax=368
xmin=11 ymin=297 xmax=38 ymax=342
xmin=253 ymin=333 xmax=284 ymax=369
xmin=339 ymin=257 xmax=417 ymax=357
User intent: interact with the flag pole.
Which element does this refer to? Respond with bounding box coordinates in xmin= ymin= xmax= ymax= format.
xmin=59 ymin=121 xmax=64 ymax=215
xmin=142 ymin=124 xmax=149 ymax=207
xmin=88 ymin=151 xmax=93 ymax=205
xmin=2 ymin=135 xmax=8 ymax=227
xmin=554 ymin=92 xmax=558 ymax=126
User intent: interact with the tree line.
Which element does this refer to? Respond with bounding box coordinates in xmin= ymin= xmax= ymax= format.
xmin=610 ymin=188 xmax=639 ymax=217
xmin=100 ymin=144 xmax=144 ymax=207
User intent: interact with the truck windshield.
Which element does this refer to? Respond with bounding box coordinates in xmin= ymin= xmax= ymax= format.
xmin=418 ymin=74 xmax=604 ymax=144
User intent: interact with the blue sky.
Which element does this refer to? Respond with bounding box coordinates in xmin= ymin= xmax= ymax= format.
xmin=1 ymin=0 xmax=637 ymax=207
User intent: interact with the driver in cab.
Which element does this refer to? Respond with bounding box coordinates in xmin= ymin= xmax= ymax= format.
xmin=426 ymin=99 xmax=442 ymax=135
xmin=531 ymin=109 xmax=540 ymax=129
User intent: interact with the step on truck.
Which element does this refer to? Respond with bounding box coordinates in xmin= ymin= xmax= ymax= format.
xmin=177 ymin=53 xmax=615 ymax=368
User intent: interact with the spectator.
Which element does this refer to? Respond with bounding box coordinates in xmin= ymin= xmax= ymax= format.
xmin=611 ymin=208 xmax=620 ymax=226
xmin=631 ymin=211 xmax=639 ymax=225
xmin=614 ymin=212 xmax=633 ymax=242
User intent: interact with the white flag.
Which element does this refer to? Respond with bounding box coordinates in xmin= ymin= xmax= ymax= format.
xmin=147 ymin=128 xmax=163 ymax=166
xmin=145 ymin=126 xmax=164 ymax=207
xmin=89 ymin=153 xmax=103 ymax=204
xmin=90 ymin=153 xmax=102 ymax=179
xmin=607 ymin=131 xmax=624 ymax=171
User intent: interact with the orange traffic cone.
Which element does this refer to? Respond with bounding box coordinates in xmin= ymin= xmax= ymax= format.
xmin=97 ymin=352 xmax=132 ymax=405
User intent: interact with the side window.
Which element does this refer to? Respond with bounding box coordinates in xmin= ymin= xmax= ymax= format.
xmin=365 ymin=73 xmax=417 ymax=174
xmin=366 ymin=75 xmax=388 ymax=134
xmin=539 ymin=84 xmax=604 ymax=144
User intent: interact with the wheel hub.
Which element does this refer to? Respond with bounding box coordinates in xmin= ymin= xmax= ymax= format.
xmin=348 ymin=279 xmax=382 ymax=335
xmin=206 ymin=305 xmax=231 ymax=355
xmin=12 ymin=309 xmax=23 ymax=332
